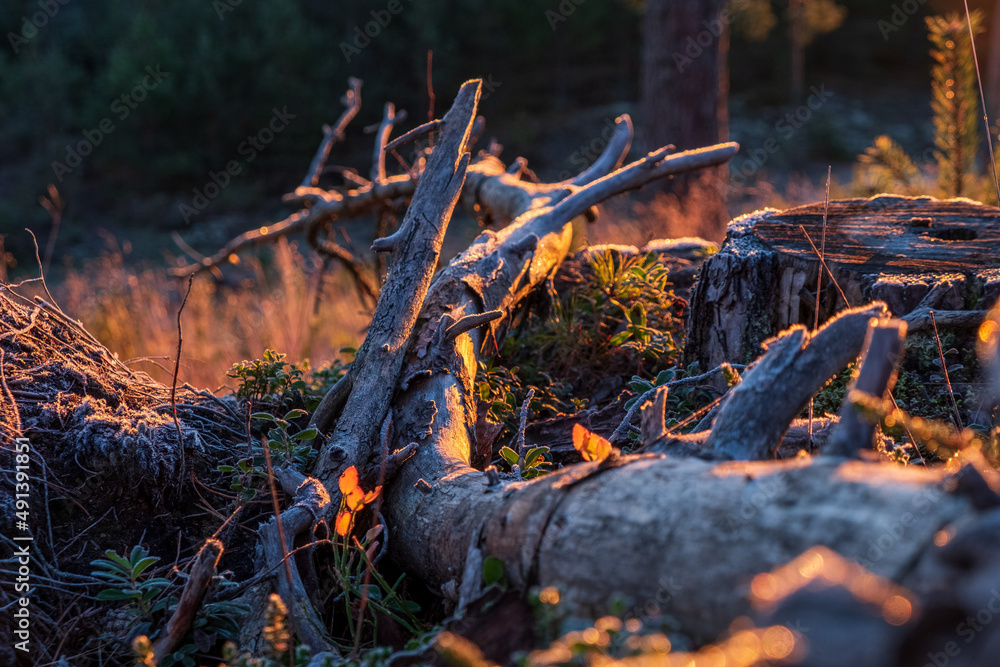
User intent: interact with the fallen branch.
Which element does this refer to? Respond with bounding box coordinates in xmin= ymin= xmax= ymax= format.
xmin=152 ymin=539 xmax=224 ymax=661
xmin=705 ymin=302 xmax=889 ymax=460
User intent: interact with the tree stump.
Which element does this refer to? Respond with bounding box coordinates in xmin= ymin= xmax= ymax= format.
xmin=686 ymin=195 xmax=1000 ymax=371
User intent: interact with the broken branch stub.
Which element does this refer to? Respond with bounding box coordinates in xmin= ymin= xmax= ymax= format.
xmin=826 ymin=318 xmax=907 ymax=457
xmin=705 ymin=302 xmax=890 ymax=461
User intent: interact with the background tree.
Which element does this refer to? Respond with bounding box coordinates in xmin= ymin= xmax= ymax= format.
xmin=641 ymin=0 xmax=730 ymax=241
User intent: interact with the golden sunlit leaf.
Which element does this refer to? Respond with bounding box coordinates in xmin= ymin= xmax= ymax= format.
xmin=345 ymin=487 xmax=365 ymax=511
xmin=572 ymin=424 xmax=612 ymax=462
xmin=335 ymin=510 xmax=354 ymax=537
xmin=339 ymin=466 xmax=359 ymax=495
xmin=364 ymin=486 xmax=382 ymax=504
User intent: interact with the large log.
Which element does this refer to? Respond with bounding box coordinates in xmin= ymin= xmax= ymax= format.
xmin=380 ymin=184 xmax=1000 ymax=658
xmin=686 ymin=195 xmax=1000 ymax=371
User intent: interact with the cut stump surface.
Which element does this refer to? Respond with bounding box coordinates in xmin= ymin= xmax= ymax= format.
xmin=687 ymin=195 xmax=1000 ymax=370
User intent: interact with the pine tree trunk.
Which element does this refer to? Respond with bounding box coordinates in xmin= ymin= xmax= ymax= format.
xmin=641 ymin=0 xmax=729 ymax=241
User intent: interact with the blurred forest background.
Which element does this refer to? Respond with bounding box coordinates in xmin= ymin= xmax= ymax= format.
xmin=0 ymin=0 xmax=995 ymax=387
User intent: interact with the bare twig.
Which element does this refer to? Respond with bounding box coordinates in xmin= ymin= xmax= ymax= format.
xmin=372 ymin=102 xmax=401 ymax=183
xmin=707 ymin=303 xmax=889 ymax=460
xmin=516 ymin=388 xmax=535 ymax=465
xmin=610 ymin=364 xmax=744 ymax=445
xmin=808 ymin=166 xmax=832 ymax=444
xmin=301 ymin=78 xmax=362 ymax=189
xmin=930 ymin=310 xmax=964 ymax=429
xmin=426 ymin=50 xmax=435 ymax=148
xmin=827 ymin=319 xmax=908 ymax=457
xmin=171 ymin=275 xmax=194 ymax=473
xmin=384 ymin=119 xmax=443 ymax=155
xmin=444 ymin=309 xmax=504 ymax=341
xmin=800 ymin=225 xmax=850 ymax=307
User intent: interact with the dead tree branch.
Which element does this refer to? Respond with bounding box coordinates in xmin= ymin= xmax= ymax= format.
xmin=826 ymin=318 xmax=907 ymax=457
xmin=705 ymin=302 xmax=889 ymax=460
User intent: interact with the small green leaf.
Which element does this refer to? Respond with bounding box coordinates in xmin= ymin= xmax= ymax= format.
xmin=104 ymin=551 xmax=133 ymax=571
xmin=291 ymin=427 xmax=318 ymax=441
xmin=654 ymin=369 xmax=675 ymax=386
xmin=251 ymin=412 xmax=275 ymax=422
xmin=631 ymin=302 xmax=647 ymax=327
xmin=500 ymin=446 xmax=519 ymax=466
xmin=97 ymin=588 xmax=140 ymax=601
xmin=131 ymin=556 xmax=159 ymax=578
xmin=524 ymin=447 xmax=548 ymax=468
xmin=479 ymin=383 xmax=490 ymax=401
xmin=609 ymin=331 xmax=631 ymax=346
xmin=482 ymin=557 xmax=505 ymax=587
xmin=629 ymin=380 xmax=653 ymax=394
xmin=217 ymin=465 xmax=234 ymax=473
xmin=283 ymin=409 xmax=308 ymax=421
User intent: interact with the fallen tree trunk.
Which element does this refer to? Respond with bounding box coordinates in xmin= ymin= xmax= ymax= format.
xmin=382 ymin=263 xmax=996 ymax=646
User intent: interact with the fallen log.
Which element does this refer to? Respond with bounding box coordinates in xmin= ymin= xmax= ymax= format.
xmin=378 ymin=180 xmax=1000 ymax=656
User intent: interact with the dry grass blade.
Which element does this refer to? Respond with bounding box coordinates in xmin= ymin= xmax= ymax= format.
xmin=963 ymin=0 xmax=1000 ymax=205
xmin=930 ymin=309 xmax=964 ymax=430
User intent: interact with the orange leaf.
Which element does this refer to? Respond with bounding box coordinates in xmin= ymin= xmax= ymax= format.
xmin=345 ymin=487 xmax=365 ymax=511
xmin=572 ymin=424 xmax=611 ymax=463
xmin=363 ymin=486 xmax=382 ymax=505
xmin=335 ymin=509 xmax=354 ymax=537
xmin=339 ymin=466 xmax=359 ymax=495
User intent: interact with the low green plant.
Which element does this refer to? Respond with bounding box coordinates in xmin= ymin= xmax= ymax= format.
xmin=498 ymin=443 xmax=553 ymax=479
xmin=218 ymin=409 xmax=318 ymax=501
xmin=621 ymin=362 xmax=727 ymax=438
xmin=476 ymin=250 xmax=686 ymax=459
xmin=91 ymin=546 xmax=171 ymax=635
xmin=509 ymin=250 xmax=682 ymax=390
xmin=325 ymin=466 xmax=426 ymax=646
xmin=228 ymin=349 xmax=348 ymax=413
xmin=95 ymin=546 xmax=247 ymax=666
